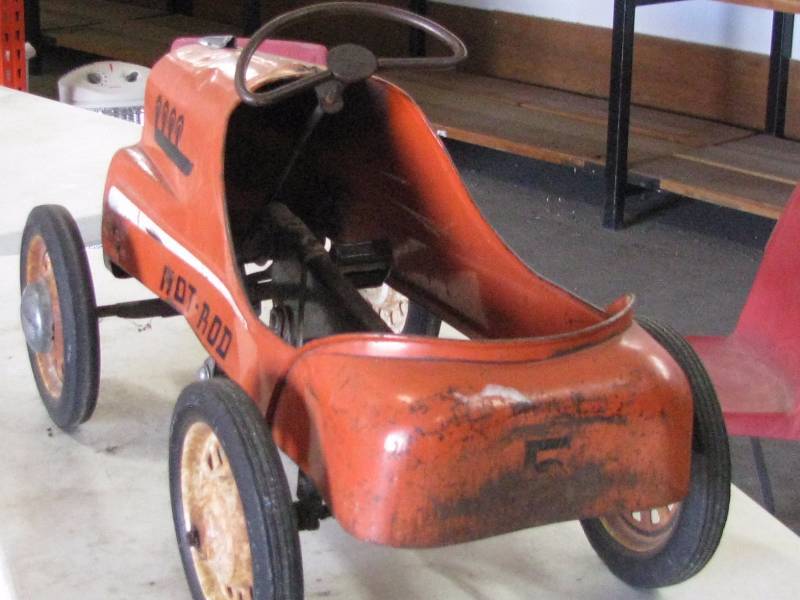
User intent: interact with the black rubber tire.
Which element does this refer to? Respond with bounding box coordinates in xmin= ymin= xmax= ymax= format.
xmin=581 ymin=316 xmax=731 ymax=588
xmin=20 ymin=204 xmax=99 ymax=430
xmin=169 ymin=379 xmax=303 ymax=600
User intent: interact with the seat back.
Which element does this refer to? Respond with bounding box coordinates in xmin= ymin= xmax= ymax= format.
xmin=689 ymin=186 xmax=800 ymax=439
xmin=735 ymin=186 xmax=800 ymax=375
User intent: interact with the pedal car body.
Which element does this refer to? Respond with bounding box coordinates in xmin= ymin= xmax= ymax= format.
xmin=20 ymin=4 xmax=729 ymax=597
xmin=100 ymin=37 xmax=693 ymax=547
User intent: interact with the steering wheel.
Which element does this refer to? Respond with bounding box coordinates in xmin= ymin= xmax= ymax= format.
xmin=234 ymin=1 xmax=467 ymax=108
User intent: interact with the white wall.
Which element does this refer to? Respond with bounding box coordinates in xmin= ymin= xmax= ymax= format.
xmin=440 ymin=0 xmax=800 ymax=58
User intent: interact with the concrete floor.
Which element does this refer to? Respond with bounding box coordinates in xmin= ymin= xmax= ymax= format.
xmin=26 ymin=45 xmax=800 ymax=539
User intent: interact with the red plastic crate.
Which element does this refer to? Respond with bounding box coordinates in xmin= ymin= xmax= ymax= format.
xmin=0 ymin=0 xmax=26 ymax=90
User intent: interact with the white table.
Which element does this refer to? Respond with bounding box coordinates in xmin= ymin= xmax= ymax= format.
xmin=0 ymin=88 xmax=140 ymax=246
xmin=1 ymin=89 xmax=798 ymax=600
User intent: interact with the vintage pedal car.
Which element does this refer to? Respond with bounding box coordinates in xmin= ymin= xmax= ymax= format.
xmin=19 ymin=3 xmax=730 ymax=599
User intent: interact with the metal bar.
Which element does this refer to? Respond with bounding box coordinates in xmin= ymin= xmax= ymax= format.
xmin=765 ymin=11 xmax=794 ymax=137
xmin=603 ymin=0 xmax=637 ymax=229
xmin=242 ymin=0 xmax=262 ymax=35
xmin=96 ymin=298 xmax=178 ymax=319
xmin=750 ymin=437 xmax=776 ymax=514
xmin=266 ymin=203 xmax=391 ymax=334
xmin=248 ymin=281 xmax=274 ymax=303
xmin=409 ymin=0 xmax=427 ymax=57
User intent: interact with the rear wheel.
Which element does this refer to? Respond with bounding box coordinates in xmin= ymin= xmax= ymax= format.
xmin=581 ymin=317 xmax=730 ymax=588
xmin=170 ymin=379 xmax=303 ymax=600
xmin=19 ymin=205 xmax=99 ymax=430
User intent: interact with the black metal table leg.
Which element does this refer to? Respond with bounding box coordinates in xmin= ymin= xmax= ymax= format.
xmin=750 ymin=437 xmax=776 ymax=515
xmin=765 ymin=11 xmax=794 ymax=137
xmin=603 ymin=0 xmax=637 ymax=229
xmin=409 ymin=0 xmax=428 ymax=57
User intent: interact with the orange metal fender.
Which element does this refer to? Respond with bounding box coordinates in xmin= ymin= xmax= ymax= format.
xmin=101 ymin=151 xmax=295 ymax=408
xmin=271 ymin=305 xmax=693 ymax=548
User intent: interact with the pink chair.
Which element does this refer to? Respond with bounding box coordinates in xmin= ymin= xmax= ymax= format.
xmin=688 ymin=185 xmax=800 ymax=512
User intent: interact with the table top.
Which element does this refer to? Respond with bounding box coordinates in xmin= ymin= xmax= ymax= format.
xmin=0 ymin=88 xmax=140 ymax=244
xmin=1 ymin=249 xmax=800 ymax=600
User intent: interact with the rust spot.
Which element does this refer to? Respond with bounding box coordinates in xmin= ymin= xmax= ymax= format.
xmin=408 ymin=401 xmax=429 ymax=415
xmin=431 ymin=461 xmax=623 ymax=542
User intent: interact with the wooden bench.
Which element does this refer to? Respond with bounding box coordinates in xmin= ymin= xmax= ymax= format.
xmin=22 ymin=0 xmax=261 ymax=67
xmin=24 ymin=1 xmax=800 ymax=227
xmin=605 ymin=0 xmax=800 ymax=228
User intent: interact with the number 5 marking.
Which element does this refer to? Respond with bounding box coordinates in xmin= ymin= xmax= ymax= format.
xmin=525 ymin=436 xmax=571 ymax=473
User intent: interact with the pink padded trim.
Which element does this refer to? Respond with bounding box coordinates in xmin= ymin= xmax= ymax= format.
xmin=170 ymin=37 xmax=327 ymax=66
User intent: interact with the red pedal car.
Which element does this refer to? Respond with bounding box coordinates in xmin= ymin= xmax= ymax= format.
xmin=19 ymin=3 xmax=730 ymax=599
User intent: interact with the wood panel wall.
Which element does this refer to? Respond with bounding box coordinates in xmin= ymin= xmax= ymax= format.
xmin=187 ymin=0 xmax=800 ymax=138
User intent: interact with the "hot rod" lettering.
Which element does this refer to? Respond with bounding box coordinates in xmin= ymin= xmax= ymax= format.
xmin=160 ymin=265 xmax=233 ymax=359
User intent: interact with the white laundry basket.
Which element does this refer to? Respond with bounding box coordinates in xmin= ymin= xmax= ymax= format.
xmin=58 ymin=61 xmax=150 ymax=125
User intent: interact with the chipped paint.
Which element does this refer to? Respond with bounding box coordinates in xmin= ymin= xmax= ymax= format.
xmin=383 ymin=431 xmax=410 ymax=455
xmin=454 ymin=384 xmax=531 ymax=406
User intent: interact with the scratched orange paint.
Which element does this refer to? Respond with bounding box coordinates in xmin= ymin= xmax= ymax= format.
xmin=101 ymin=41 xmax=693 ymax=547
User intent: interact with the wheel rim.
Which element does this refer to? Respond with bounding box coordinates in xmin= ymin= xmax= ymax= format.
xmin=361 ymin=285 xmax=408 ymax=333
xmin=600 ymin=502 xmax=683 ymax=556
xmin=181 ymin=422 xmax=254 ymax=600
xmin=24 ymin=235 xmax=64 ymax=398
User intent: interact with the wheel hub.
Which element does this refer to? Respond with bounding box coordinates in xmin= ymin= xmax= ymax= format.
xmin=181 ymin=422 xmax=254 ymax=600
xmin=601 ymin=502 xmax=683 ymax=556
xmin=22 ymin=235 xmax=64 ymax=398
xmin=21 ymin=278 xmax=55 ymax=354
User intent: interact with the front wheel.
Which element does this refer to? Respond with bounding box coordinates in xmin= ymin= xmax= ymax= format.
xmin=19 ymin=205 xmax=99 ymax=430
xmin=581 ymin=317 xmax=730 ymax=588
xmin=169 ymin=379 xmax=303 ymax=600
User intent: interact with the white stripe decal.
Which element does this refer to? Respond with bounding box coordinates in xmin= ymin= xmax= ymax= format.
xmin=107 ymin=186 xmax=246 ymax=323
